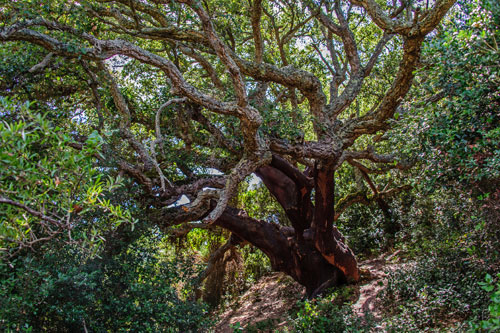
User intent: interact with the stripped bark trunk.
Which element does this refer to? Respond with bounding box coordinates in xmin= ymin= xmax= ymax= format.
xmin=214 ymin=155 xmax=359 ymax=297
xmin=215 ymin=207 xmax=346 ymax=297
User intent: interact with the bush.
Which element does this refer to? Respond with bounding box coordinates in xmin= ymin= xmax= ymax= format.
xmin=470 ymin=273 xmax=500 ymax=332
xmin=289 ymin=287 xmax=374 ymax=333
xmin=383 ymin=246 xmax=490 ymax=331
xmin=0 ymin=233 xmax=213 ymax=332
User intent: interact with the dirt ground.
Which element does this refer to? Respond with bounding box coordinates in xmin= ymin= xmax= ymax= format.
xmin=215 ymin=252 xmax=404 ymax=332
xmin=215 ymin=273 xmax=306 ymax=332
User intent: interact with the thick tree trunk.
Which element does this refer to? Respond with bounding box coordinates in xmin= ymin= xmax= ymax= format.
xmin=214 ymin=155 xmax=359 ymax=297
xmin=311 ymin=167 xmax=359 ymax=282
xmin=215 ymin=208 xmax=345 ymax=297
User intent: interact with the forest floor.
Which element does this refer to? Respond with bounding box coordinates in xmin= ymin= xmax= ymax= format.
xmin=215 ymin=272 xmax=306 ymax=332
xmin=215 ymin=252 xmax=405 ymax=332
xmin=353 ymin=251 xmax=403 ymax=320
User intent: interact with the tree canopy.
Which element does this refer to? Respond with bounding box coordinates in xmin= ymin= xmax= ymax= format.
xmin=0 ymin=0 xmax=459 ymax=296
xmin=3 ymin=0 xmax=500 ymax=331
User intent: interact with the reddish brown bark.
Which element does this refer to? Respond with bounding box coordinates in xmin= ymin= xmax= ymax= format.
xmin=215 ymin=207 xmax=345 ymax=297
xmin=312 ymin=166 xmax=359 ymax=282
xmin=217 ymin=155 xmax=359 ymax=296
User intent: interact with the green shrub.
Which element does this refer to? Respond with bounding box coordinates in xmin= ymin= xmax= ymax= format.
xmin=383 ymin=247 xmax=490 ymax=331
xmin=470 ymin=273 xmax=500 ymax=332
xmin=289 ymin=288 xmax=374 ymax=333
xmin=0 ymin=233 xmax=213 ymax=332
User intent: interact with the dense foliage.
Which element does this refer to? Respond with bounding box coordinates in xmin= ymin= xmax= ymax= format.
xmin=0 ymin=98 xmax=136 ymax=255
xmin=289 ymin=287 xmax=373 ymax=333
xmin=0 ymin=0 xmax=498 ymax=331
xmin=377 ymin=0 xmax=500 ymax=329
xmin=0 ymin=229 xmax=212 ymax=332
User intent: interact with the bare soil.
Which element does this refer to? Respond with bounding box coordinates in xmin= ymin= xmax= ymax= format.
xmin=215 ymin=252 xmax=404 ymax=332
xmin=353 ymin=251 xmax=403 ymax=320
xmin=215 ymin=273 xmax=305 ymax=332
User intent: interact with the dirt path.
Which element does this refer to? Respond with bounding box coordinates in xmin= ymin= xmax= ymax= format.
xmin=215 ymin=273 xmax=305 ymax=332
xmin=215 ymin=253 xmax=404 ymax=332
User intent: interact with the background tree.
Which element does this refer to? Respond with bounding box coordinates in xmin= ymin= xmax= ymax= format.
xmin=0 ymin=0 xmax=456 ymax=296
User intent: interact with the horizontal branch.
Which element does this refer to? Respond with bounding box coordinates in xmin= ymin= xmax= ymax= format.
xmin=152 ymin=189 xmax=220 ymax=227
xmin=0 ymin=26 xmax=238 ymax=116
xmin=0 ymin=196 xmax=63 ymax=227
xmin=347 ymin=158 xmax=411 ymax=175
xmin=334 ymin=184 xmax=411 ymax=219
xmin=270 ymin=139 xmax=342 ymax=161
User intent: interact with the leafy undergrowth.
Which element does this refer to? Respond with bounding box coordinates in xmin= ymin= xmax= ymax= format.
xmin=382 ymin=247 xmax=493 ymax=332
xmin=214 ymin=250 xmax=496 ymax=332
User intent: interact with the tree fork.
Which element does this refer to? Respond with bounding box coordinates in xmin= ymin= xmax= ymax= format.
xmin=215 ymin=207 xmax=345 ymax=297
xmin=240 ymin=157 xmax=359 ymax=294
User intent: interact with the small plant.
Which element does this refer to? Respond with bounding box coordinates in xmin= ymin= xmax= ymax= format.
xmin=383 ymin=247 xmax=491 ymax=330
xmin=245 ymin=318 xmax=279 ymax=333
xmin=470 ymin=273 xmax=500 ymax=332
xmin=289 ymin=287 xmax=374 ymax=333
xmin=230 ymin=321 xmax=244 ymax=332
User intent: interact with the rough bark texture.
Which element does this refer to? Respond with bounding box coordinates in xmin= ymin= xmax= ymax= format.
xmin=211 ymin=155 xmax=357 ymax=295
xmin=0 ymin=0 xmax=457 ymax=296
xmin=216 ymin=206 xmax=345 ymax=297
